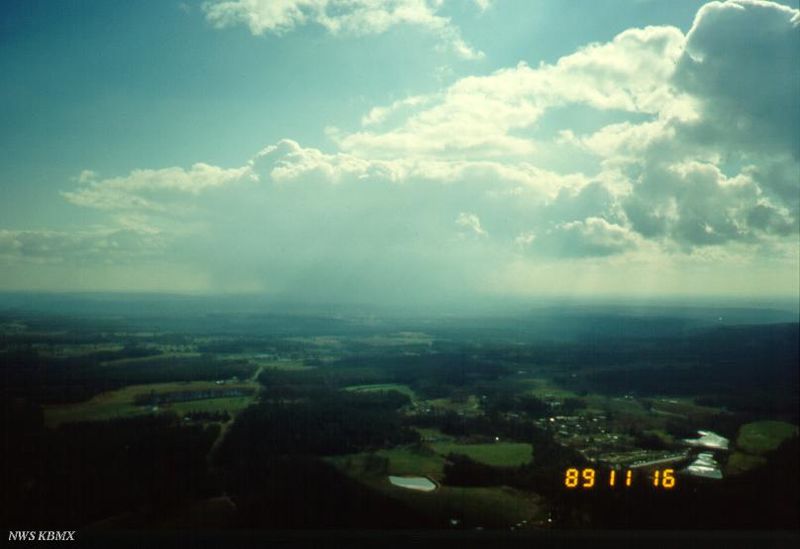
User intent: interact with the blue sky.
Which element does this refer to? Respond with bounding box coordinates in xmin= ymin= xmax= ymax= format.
xmin=1 ymin=0 xmax=798 ymax=305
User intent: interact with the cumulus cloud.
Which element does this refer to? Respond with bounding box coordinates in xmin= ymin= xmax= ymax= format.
xmin=673 ymin=0 xmax=800 ymax=158
xmin=202 ymin=0 xmax=484 ymax=59
xmin=336 ymin=25 xmax=688 ymax=160
xmin=603 ymin=0 xmax=800 ymax=251
xmin=249 ymin=139 xmax=396 ymax=183
xmin=546 ymin=0 xmax=800 ymax=253
xmin=9 ymin=1 xmax=797 ymax=299
xmin=530 ymin=217 xmax=640 ymax=258
xmin=61 ymin=164 xmax=251 ymax=212
xmin=360 ymin=95 xmax=430 ymax=127
xmin=0 ymin=226 xmax=167 ymax=264
xmin=76 ymin=1 xmax=800 ymax=245
xmin=623 ymin=160 xmax=798 ymax=248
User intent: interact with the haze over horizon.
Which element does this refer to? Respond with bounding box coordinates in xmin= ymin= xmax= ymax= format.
xmin=1 ymin=0 xmax=798 ymax=307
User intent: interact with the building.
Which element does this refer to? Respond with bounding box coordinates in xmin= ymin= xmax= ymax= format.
xmin=683 ymin=452 xmax=723 ymax=479
xmin=683 ymin=430 xmax=730 ymax=450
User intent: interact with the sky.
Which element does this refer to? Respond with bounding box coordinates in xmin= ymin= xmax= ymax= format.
xmin=0 ymin=0 xmax=798 ymax=307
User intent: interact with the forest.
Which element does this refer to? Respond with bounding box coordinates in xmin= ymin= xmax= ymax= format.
xmin=0 ymin=304 xmax=797 ymax=532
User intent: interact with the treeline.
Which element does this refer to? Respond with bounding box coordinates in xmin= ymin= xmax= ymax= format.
xmin=258 ymin=364 xmax=382 ymax=394
xmin=0 ymin=349 xmax=256 ymax=404
xmin=133 ymin=387 xmax=256 ymax=406
xmin=218 ymin=455 xmax=435 ymax=529
xmin=441 ymin=453 xmax=580 ymax=496
xmin=182 ymin=410 xmax=231 ymax=422
xmin=412 ymin=410 xmax=583 ymax=470
xmin=257 ymin=353 xmax=511 ymax=403
xmin=216 ymin=390 xmax=416 ymax=459
xmin=579 ymin=323 xmax=799 ymax=419
xmin=0 ymin=408 xmax=220 ymax=528
xmin=217 ymin=363 xmax=434 ymax=527
xmin=213 ymin=387 xmax=429 ymax=528
xmin=323 ymin=353 xmax=509 ymax=399
xmin=477 ymin=390 xmax=585 ymax=418
xmin=196 ymin=337 xmax=307 ymax=355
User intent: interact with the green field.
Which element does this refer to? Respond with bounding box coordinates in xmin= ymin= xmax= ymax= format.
xmin=526 ymin=378 xmax=579 ymax=399
xmin=414 ymin=427 xmax=455 ymax=441
xmin=328 ymin=450 xmax=544 ymax=528
xmin=736 ymin=421 xmax=798 ymax=454
xmin=585 ymin=395 xmax=648 ymax=416
xmin=329 ymin=447 xmax=446 ymax=480
xmin=44 ymin=380 xmax=259 ymax=427
xmin=255 ymin=359 xmax=315 ymax=371
xmin=284 ymin=336 xmax=343 ymax=348
xmin=426 ymin=395 xmax=481 ymax=414
xmin=429 ymin=441 xmax=533 ymax=467
xmin=726 ymin=452 xmax=767 ymax=475
xmin=101 ymin=351 xmax=202 ymax=366
xmin=355 ymin=332 xmax=434 ymax=347
xmin=168 ymin=396 xmax=256 ymax=416
xmin=333 ymin=441 xmax=534 ymax=478
xmin=344 ymin=383 xmax=417 ymax=400
xmin=377 ymin=448 xmax=447 ymax=479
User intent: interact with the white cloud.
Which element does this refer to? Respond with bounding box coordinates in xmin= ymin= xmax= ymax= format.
xmin=623 ymin=160 xmax=798 ymax=248
xmin=539 ymin=0 xmax=800 ymax=253
xmin=61 ymin=163 xmax=250 ymax=211
xmin=10 ymin=1 xmax=797 ymax=298
xmin=0 ymin=226 xmax=167 ymax=264
xmin=577 ymin=120 xmax=676 ymax=160
xmin=249 ymin=139 xmax=399 ymax=183
xmin=514 ymin=231 xmax=535 ymax=246
xmin=336 ymin=25 xmax=687 ymax=160
xmin=673 ymin=0 xmax=800 ymax=157
xmin=64 ymin=0 xmax=799 ymax=265
xmin=360 ymin=95 xmax=430 ymax=127
xmin=521 ymin=217 xmax=641 ymax=258
xmin=456 ymin=211 xmax=487 ymax=237
xmin=246 ymin=138 xmax=593 ymax=200
xmin=202 ymin=0 xmax=484 ymax=59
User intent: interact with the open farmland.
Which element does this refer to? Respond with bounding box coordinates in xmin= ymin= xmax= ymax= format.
xmin=44 ymin=380 xmax=259 ymax=427
xmin=736 ymin=421 xmax=798 ymax=454
xmin=254 ymin=358 xmax=315 ymax=371
xmin=329 ymin=447 xmax=446 ymax=481
xmin=428 ymin=441 xmax=533 ymax=467
xmin=3 ymin=302 xmax=798 ymax=531
xmin=725 ymin=452 xmax=767 ymax=476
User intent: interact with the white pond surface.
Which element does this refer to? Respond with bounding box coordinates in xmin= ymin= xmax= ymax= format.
xmin=388 ymin=476 xmax=437 ymax=492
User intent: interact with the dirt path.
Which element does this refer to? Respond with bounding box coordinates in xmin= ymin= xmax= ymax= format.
xmin=207 ymin=362 xmax=264 ymax=468
xmin=249 ymin=364 xmax=264 ymax=383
